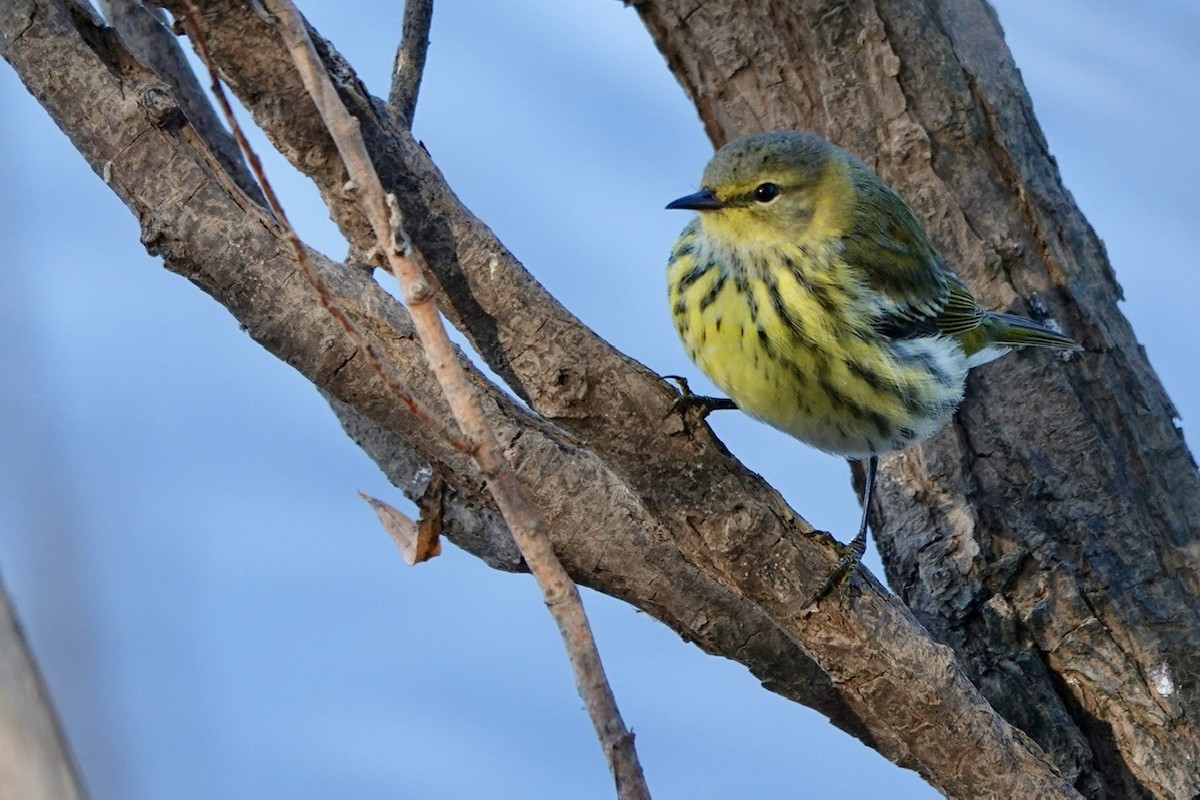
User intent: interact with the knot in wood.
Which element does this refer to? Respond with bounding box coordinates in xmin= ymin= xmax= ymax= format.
xmin=725 ymin=505 xmax=754 ymax=535
xmin=140 ymin=85 xmax=182 ymax=128
xmin=406 ymin=279 xmax=433 ymax=305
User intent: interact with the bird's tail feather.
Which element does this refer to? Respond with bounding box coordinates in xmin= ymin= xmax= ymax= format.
xmin=986 ymin=312 xmax=1081 ymax=350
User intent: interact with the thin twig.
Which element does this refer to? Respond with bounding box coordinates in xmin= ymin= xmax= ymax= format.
xmin=259 ymin=1 xmax=651 ymax=797
xmin=100 ymin=0 xmax=265 ymax=204
xmin=177 ymin=1 xmax=469 ymax=454
xmin=387 ymin=0 xmax=433 ymax=127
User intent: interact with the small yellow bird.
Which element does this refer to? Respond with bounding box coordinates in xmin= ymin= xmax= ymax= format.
xmin=666 ymin=131 xmax=1079 ymax=593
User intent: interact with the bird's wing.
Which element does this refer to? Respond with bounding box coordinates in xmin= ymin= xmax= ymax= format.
xmin=864 ymin=262 xmax=985 ymax=340
xmin=838 ymin=179 xmax=983 ymax=340
xmin=930 ymin=274 xmax=985 ymax=335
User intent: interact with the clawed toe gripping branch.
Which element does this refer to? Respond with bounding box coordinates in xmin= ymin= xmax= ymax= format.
xmin=663 ymin=374 xmax=737 ymax=432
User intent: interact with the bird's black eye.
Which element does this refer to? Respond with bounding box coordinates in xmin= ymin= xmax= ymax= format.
xmin=753 ymin=182 xmax=780 ymax=203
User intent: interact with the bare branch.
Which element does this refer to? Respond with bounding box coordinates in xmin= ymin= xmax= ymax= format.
xmin=3 ymin=8 xmax=843 ymax=768
xmin=322 ymin=392 xmax=523 ymax=571
xmin=388 ymin=0 xmax=432 ymax=127
xmin=175 ymin=0 xmax=469 ymax=452
xmin=634 ymin=1 xmax=1200 ymax=796
xmin=121 ymin=2 xmax=1079 ymax=794
xmin=98 ymin=0 xmax=263 ymax=204
xmin=259 ymin=1 xmax=650 ymax=795
xmin=3 ymin=0 xmax=1102 ymax=795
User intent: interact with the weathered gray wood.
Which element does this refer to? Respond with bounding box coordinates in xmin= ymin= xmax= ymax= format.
xmin=636 ymin=1 xmax=1200 ymax=796
xmin=6 ymin=0 xmax=1193 ymax=796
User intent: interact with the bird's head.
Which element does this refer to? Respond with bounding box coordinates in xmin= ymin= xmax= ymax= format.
xmin=667 ymin=131 xmax=854 ymax=247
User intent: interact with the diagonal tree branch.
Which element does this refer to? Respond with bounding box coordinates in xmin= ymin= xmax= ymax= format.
xmin=133 ymin=2 xmax=1078 ymax=795
xmin=249 ymin=0 xmax=648 ymax=792
xmin=97 ymin=0 xmax=264 ymax=204
xmin=1 ymin=0 xmax=860 ymax=766
xmin=6 ymin=0 xmax=1163 ymax=795
xmin=636 ymin=1 xmax=1200 ymax=796
xmin=387 ymin=0 xmax=431 ymax=126
xmin=0 ymin=0 xmax=854 ymax=758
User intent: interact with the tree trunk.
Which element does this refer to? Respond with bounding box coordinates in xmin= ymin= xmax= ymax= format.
xmin=1 ymin=0 xmax=1195 ymax=797
xmin=638 ymin=1 xmax=1200 ymax=796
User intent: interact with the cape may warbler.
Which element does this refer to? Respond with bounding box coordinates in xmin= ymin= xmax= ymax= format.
xmin=666 ymin=131 xmax=1079 ymax=592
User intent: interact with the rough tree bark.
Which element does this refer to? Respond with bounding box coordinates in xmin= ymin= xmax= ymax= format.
xmin=636 ymin=2 xmax=1200 ymax=796
xmin=1 ymin=0 xmax=1195 ymax=797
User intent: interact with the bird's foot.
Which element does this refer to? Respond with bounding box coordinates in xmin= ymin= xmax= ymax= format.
xmin=663 ymin=375 xmax=737 ymax=433
xmin=804 ymin=531 xmax=867 ymax=607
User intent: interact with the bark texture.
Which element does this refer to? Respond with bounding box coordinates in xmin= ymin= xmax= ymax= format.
xmin=2 ymin=0 xmax=1195 ymax=797
xmin=637 ymin=1 xmax=1200 ymax=797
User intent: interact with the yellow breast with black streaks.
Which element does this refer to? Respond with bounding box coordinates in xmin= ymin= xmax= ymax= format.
xmin=666 ymin=219 xmax=967 ymax=457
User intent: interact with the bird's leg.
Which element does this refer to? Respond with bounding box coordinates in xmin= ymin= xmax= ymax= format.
xmin=806 ymin=455 xmax=877 ymax=605
xmin=663 ymin=375 xmax=738 ymax=429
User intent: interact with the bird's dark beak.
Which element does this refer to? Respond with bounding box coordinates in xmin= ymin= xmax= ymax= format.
xmin=666 ymin=188 xmax=726 ymax=211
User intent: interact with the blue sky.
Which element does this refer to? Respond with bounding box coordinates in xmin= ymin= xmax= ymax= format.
xmin=1 ymin=1 xmax=1196 ymax=797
